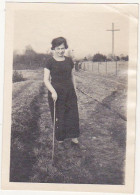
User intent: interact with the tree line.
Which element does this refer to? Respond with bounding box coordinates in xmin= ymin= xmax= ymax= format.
xmin=83 ymin=53 xmax=129 ymax=62
xmin=13 ymin=46 xmax=53 ymax=70
xmin=13 ymin=46 xmax=129 ymax=70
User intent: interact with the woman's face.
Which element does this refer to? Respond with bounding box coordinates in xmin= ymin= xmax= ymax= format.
xmin=54 ymin=43 xmax=65 ymax=57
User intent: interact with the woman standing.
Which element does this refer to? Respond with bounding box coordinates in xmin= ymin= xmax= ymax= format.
xmin=44 ymin=37 xmax=80 ymax=145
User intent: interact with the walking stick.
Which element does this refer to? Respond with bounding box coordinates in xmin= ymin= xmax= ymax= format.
xmin=52 ymin=100 xmax=56 ymax=162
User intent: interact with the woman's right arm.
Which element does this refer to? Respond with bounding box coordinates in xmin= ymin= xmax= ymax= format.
xmin=43 ymin=68 xmax=57 ymax=101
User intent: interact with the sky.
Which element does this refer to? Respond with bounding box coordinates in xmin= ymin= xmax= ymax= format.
xmin=13 ymin=4 xmax=137 ymax=59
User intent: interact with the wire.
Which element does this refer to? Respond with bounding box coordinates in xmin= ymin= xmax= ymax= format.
xmin=77 ymin=87 xmax=127 ymax=121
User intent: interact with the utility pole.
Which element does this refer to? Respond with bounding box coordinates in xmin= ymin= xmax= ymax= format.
xmin=107 ymin=23 xmax=120 ymax=60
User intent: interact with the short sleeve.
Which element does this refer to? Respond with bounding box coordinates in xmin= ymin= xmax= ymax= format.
xmin=69 ymin=58 xmax=74 ymax=69
xmin=44 ymin=58 xmax=52 ymax=70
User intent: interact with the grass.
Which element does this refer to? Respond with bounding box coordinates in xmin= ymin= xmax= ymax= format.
xmin=10 ymin=67 xmax=127 ymax=184
xmin=10 ymin=77 xmax=44 ymax=181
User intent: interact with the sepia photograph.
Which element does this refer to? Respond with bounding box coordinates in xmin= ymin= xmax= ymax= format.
xmin=1 ymin=2 xmax=138 ymax=193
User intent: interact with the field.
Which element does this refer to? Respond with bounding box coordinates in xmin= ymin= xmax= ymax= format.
xmin=10 ymin=64 xmax=127 ymax=184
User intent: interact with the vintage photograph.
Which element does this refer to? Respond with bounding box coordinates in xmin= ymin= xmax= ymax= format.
xmin=1 ymin=2 xmax=138 ymax=193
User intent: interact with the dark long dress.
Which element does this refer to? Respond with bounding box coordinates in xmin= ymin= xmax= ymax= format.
xmin=45 ymin=56 xmax=80 ymax=141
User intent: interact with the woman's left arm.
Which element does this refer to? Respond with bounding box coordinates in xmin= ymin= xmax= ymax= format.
xmin=71 ymin=69 xmax=77 ymax=92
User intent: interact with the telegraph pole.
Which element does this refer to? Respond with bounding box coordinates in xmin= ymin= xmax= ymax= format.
xmin=107 ymin=23 xmax=120 ymax=60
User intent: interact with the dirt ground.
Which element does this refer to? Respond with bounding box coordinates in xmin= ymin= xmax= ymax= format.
xmin=20 ymin=69 xmax=127 ymax=184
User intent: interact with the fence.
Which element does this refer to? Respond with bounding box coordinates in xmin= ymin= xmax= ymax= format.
xmin=76 ymin=61 xmax=128 ymax=76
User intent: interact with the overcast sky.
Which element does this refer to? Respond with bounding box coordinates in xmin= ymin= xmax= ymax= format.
xmin=13 ymin=4 xmax=137 ymax=58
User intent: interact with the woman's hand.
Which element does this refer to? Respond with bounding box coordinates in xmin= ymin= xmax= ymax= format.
xmin=52 ymin=91 xmax=58 ymax=102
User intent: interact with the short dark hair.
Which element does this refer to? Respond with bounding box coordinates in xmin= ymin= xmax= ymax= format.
xmin=51 ymin=37 xmax=68 ymax=50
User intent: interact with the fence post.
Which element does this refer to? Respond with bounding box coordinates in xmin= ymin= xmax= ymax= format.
xmin=98 ymin=62 xmax=100 ymax=74
xmin=116 ymin=61 xmax=118 ymax=76
xmin=84 ymin=62 xmax=85 ymax=71
xmin=82 ymin=62 xmax=84 ymax=70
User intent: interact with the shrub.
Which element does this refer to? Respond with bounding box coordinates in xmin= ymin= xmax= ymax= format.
xmin=92 ymin=53 xmax=107 ymax=62
xmin=13 ymin=70 xmax=25 ymax=83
